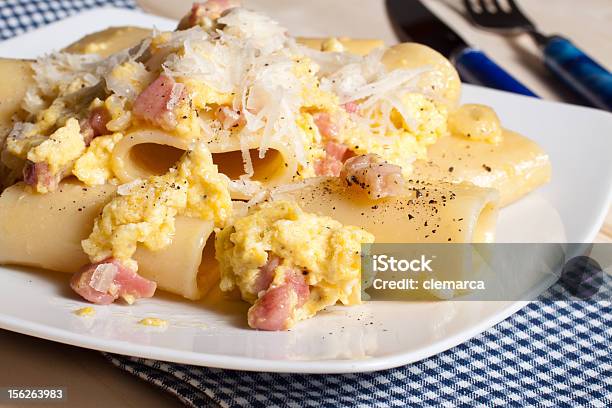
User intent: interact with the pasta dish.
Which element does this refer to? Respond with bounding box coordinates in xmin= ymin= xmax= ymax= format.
xmin=0 ymin=1 xmax=551 ymax=331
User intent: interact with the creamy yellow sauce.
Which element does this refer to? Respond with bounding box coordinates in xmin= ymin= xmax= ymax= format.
xmin=74 ymin=306 xmax=95 ymax=317
xmin=448 ymin=104 xmax=502 ymax=144
xmin=63 ymin=26 xmax=153 ymax=57
xmin=138 ymin=317 xmax=168 ymax=327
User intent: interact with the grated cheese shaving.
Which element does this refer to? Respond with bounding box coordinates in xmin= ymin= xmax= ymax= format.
xmin=117 ymin=178 xmax=144 ymax=196
xmin=239 ymin=128 xmax=254 ymax=176
xmin=218 ymin=8 xmax=288 ymax=55
xmin=229 ymin=175 xmax=263 ymax=196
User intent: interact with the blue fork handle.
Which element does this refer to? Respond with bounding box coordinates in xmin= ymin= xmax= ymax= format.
xmin=452 ymin=47 xmax=538 ymax=97
xmin=543 ymin=36 xmax=612 ymax=111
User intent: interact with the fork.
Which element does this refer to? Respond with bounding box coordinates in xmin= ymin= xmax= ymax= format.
xmin=463 ymin=0 xmax=612 ymax=111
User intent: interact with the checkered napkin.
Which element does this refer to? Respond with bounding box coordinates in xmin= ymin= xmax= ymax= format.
xmin=0 ymin=0 xmax=135 ymax=40
xmin=2 ymin=1 xmax=611 ymax=407
xmin=103 ymin=281 xmax=612 ymax=408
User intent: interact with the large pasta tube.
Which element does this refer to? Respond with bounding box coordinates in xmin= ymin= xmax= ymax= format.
xmin=111 ymin=129 xmax=191 ymax=181
xmin=275 ymin=177 xmax=499 ymax=243
xmin=413 ymin=130 xmax=551 ymax=207
xmin=63 ymin=26 xmax=152 ymax=57
xmin=0 ymin=59 xmax=32 ymax=189
xmin=112 ymin=129 xmax=298 ymax=196
xmin=0 ymin=59 xmax=30 ymax=137
xmin=382 ymin=43 xmax=461 ymax=109
xmin=0 ymin=181 xmax=215 ymax=300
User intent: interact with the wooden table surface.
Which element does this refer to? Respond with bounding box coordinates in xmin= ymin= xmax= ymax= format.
xmin=1 ymin=1 xmax=610 ymax=407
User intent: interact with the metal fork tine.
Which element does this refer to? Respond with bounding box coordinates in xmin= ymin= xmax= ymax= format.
xmin=506 ymin=0 xmax=525 ymax=18
xmin=464 ymin=0 xmax=536 ymax=31
xmin=463 ymin=0 xmax=479 ymax=18
xmin=475 ymin=0 xmax=488 ymax=14
xmin=463 ymin=0 xmax=474 ymax=14
xmin=506 ymin=0 xmax=519 ymax=12
xmin=491 ymin=0 xmax=506 ymax=14
xmin=505 ymin=0 xmax=535 ymax=27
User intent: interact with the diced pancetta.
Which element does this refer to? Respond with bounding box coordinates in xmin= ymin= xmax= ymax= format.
xmin=312 ymin=111 xmax=339 ymax=139
xmin=252 ymin=255 xmax=280 ymax=295
xmin=81 ymin=107 xmax=111 ymax=145
xmin=177 ymin=0 xmax=241 ymax=30
xmin=340 ymin=153 xmax=405 ymax=199
xmin=314 ymin=141 xmax=349 ymax=177
xmin=88 ymin=107 xmax=111 ymax=138
xmin=70 ymin=258 xmax=157 ymax=305
xmin=342 ymin=101 xmax=359 ymax=114
xmin=247 ymin=264 xmax=309 ymax=331
xmin=22 ymin=161 xmax=58 ymax=192
xmin=133 ymin=75 xmax=186 ymax=131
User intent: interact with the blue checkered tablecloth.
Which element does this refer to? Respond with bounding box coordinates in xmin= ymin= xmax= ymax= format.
xmin=103 ymin=280 xmax=612 ymax=407
xmin=2 ymin=1 xmax=611 ymax=407
xmin=0 ymin=0 xmax=135 ymax=40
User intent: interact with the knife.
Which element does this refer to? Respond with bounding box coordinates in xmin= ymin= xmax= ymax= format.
xmin=385 ymin=0 xmax=538 ymax=97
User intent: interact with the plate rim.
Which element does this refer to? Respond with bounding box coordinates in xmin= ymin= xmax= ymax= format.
xmin=1 ymin=7 xmax=611 ymax=374
xmin=0 ymin=300 xmax=529 ymax=373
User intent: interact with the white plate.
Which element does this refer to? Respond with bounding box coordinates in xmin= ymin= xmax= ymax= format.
xmin=1 ymin=8 xmax=611 ymax=374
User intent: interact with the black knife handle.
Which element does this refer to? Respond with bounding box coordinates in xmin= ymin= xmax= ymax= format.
xmin=453 ymin=47 xmax=538 ymax=97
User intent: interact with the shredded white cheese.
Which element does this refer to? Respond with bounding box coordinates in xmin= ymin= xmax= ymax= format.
xmin=218 ymin=8 xmax=287 ymax=55
xmin=117 ymin=178 xmax=144 ymax=196
xmin=229 ymin=176 xmax=263 ymax=196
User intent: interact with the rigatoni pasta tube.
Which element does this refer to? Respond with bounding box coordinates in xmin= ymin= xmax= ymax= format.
xmin=0 ymin=59 xmax=32 ymax=189
xmin=0 ymin=181 xmax=215 ymax=300
xmin=111 ymin=129 xmax=297 ymax=198
xmin=275 ymin=177 xmax=499 ymax=243
xmin=63 ymin=26 xmax=152 ymax=57
xmin=413 ymin=130 xmax=551 ymax=207
xmin=0 ymin=59 xmax=30 ymax=137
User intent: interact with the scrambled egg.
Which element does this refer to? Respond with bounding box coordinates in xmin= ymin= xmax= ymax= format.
xmin=138 ymin=317 xmax=168 ymax=327
xmin=216 ymin=200 xmax=374 ymax=325
xmin=82 ymin=141 xmax=232 ymax=270
xmin=394 ymin=93 xmax=448 ymax=146
xmin=5 ymin=101 xmax=67 ymax=160
xmin=27 ymin=118 xmax=85 ymax=182
xmin=294 ymin=58 xmax=339 ymax=110
xmin=100 ymin=95 xmax=132 ymax=133
xmin=183 ymin=77 xmax=233 ymax=108
xmin=295 ymin=112 xmax=326 ymax=178
xmin=73 ymin=132 xmax=123 ymax=185
xmin=159 ymin=33 xmax=234 ymax=108
xmin=74 ymin=306 xmax=96 ymax=317
xmin=33 ymin=99 xmax=68 ymax=136
xmin=173 ymin=96 xmax=203 ymax=140
xmin=5 ymin=124 xmax=45 ymax=160
xmin=105 ymin=61 xmax=152 ymax=101
xmin=336 ymin=93 xmax=447 ymax=177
